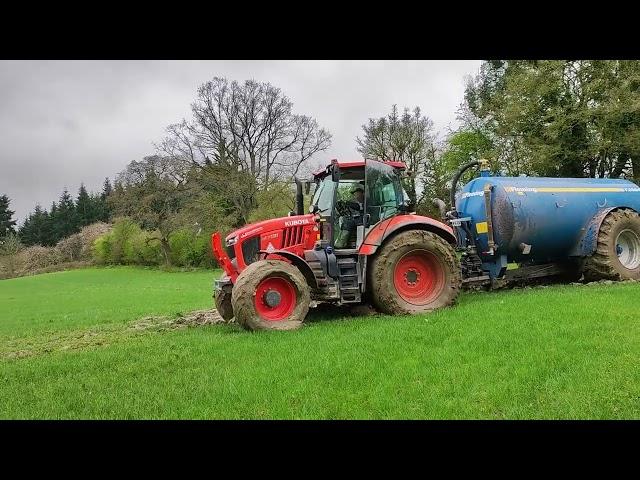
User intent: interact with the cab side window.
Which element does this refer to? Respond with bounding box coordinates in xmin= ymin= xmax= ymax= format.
xmin=365 ymin=161 xmax=403 ymax=226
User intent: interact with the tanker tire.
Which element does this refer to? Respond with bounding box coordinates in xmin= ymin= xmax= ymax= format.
xmin=584 ymin=209 xmax=640 ymax=281
xmin=214 ymin=284 xmax=234 ymax=321
xmin=231 ymin=259 xmax=311 ymax=331
xmin=368 ymin=230 xmax=461 ymax=315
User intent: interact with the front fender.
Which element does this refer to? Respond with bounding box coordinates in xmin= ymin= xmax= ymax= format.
xmin=259 ymin=249 xmax=318 ymax=289
xmin=359 ymin=214 xmax=456 ymax=255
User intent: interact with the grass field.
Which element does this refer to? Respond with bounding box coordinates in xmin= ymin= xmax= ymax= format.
xmin=1 ymin=267 xmax=639 ymax=419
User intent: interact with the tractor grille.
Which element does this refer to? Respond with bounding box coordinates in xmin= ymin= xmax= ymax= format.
xmin=282 ymin=226 xmax=304 ymax=247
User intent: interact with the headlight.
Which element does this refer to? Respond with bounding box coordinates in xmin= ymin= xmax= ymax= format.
xmin=226 ymin=236 xmax=238 ymax=246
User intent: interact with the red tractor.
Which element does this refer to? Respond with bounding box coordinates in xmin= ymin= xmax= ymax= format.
xmin=211 ymin=158 xmax=461 ymax=330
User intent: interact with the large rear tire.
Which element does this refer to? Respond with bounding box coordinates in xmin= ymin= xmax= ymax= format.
xmin=584 ymin=209 xmax=640 ymax=281
xmin=368 ymin=230 xmax=461 ymax=315
xmin=232 ymin=259 xmax=311 ymax=331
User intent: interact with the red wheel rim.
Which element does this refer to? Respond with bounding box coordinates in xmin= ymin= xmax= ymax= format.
xmin=254 ymin=276 xmax=297 ymax=321
xmin=393 ymin=250 xmax=445 ymax=305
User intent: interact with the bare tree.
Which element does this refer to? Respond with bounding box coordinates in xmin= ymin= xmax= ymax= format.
xmin=357 ymin=105 xmax=437 ymax=207
xmin=157 ymin=77 xmax=331 ymax=225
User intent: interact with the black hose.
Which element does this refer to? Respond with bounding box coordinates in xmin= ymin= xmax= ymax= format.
xmin=450 ymin=160 xmax=480 ymax=213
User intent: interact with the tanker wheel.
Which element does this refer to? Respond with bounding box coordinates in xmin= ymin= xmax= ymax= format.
xmin=368 ymin=230 xmax=461 ymax=315
xmin=584 ymin=209 xmax=640 ymax=281
xmin=214 ymin=283 xmax=234 ymax=321
xmin=231 ymin=259 xmax=311 ymax=331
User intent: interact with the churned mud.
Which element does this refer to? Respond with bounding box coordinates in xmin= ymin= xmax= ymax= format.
xmin=1 ymin=309 xmax=228 ymax=361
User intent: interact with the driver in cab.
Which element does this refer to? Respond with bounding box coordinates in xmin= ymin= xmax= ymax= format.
xmin=335 ymin=185 xmax=365 ymax=249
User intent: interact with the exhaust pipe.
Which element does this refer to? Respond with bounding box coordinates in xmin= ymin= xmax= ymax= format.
xmin=432 ymin=198 xmax=447 ymax=221
xmin=294 ymin=176 xmax=304 ymax=215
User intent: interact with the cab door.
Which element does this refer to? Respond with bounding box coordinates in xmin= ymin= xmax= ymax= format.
xmin=364 ymin=159 xmax=405 ymax=235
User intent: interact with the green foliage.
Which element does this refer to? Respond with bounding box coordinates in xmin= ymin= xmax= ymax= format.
xmin=168 ymin=229 xmax=210 ymax=267
xmin=92 ymin=235 xmax=112 ymax=265
xmin=92 ymin=218 xmax=140 ymax=264
xmin=248 ymin=182 xmax=296 ymax=223
xmin=465 ymin=60 xmax=640 ymax=179
xmin=92 ymin=218 xmax=213 ymax=268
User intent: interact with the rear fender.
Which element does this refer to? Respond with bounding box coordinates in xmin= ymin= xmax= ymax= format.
xmin=260 ymin=249 xmax=318 ymax=289
xmin=359 ymin=214 xmax=457 ymax=255
xmin=571 ymin=206 xmax=639 ymax=257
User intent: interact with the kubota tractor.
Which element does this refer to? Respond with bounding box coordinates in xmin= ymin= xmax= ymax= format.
xmin=211 ymin=158 xmax=461 ymax=330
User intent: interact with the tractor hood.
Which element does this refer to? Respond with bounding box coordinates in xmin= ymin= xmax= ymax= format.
xmin=225 ymin=213 xmax=317 ymax=245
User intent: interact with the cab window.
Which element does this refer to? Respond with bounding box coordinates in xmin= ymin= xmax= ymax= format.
xmin=365 ymin=160 xmax=403 ymax=225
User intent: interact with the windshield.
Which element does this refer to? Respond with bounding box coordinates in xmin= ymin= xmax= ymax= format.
xmin=311 ymin=176 xmax=336 ymax=214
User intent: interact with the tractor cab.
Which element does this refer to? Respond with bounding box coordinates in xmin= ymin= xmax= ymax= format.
xmin=310 ymin=159 xmax=410 ymax=251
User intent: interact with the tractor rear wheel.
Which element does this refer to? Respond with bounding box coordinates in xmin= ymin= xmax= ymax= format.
xmin=214 ymin=283 xmax=234 ymax=321
xmin=584 ymin=209 xmax=640 ymax=281
xmin=368 ymin=230 xmax=461 ymax=315
xmin=232 ymin=259 xmax=311 ymax=331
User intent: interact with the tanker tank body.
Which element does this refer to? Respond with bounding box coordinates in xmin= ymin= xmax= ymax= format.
xmin=454 ymin=171 xmax=640 ymax=281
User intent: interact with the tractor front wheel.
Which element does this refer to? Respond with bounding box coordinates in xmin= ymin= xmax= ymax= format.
xmin=368 ymin=230 xmax=461 ymax=315
xmin=232 ymin=260 xmax=311 ymax=331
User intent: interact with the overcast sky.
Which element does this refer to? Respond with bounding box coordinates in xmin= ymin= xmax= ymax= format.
xmin=0 ymin=60 xmax=482 ymax=223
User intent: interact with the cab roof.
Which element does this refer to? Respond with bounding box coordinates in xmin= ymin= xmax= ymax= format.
xmin=312 ymin=159 xmax=406 ymax=178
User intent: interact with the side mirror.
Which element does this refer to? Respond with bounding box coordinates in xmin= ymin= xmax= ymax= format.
xmin=363 ymin=213 xmax=371 ymax=227
xmin=304 ymin=181 xmax=311 ymax=195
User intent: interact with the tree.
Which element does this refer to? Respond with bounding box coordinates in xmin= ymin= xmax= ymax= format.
xmin=75 ymin=184 xmax=94 ymax=227
xmin=109 ymin=155 xmax=196 ymax=265
xmin=19 ymin=205 xmax=49 ymax=246
xmin=158 ymin=77 xmax=332 ymax=225
xmin=98 ymin=178 xmax=113 ymax=222
xmin=356 ymin=105 xmax=437 ymax=208
xmin=51 ymin=189 xmax=79 ymax=241
xmin=0 ymin=195 xmax=17 ymax=237
xmin=464 ymin=60 xmax=640 ymax=179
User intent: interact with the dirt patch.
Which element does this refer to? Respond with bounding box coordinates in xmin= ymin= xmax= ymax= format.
xmin=1 ymin=309 xmax=229 ymax=361
xmin=130 ymin=309 xmax=228 ymax=332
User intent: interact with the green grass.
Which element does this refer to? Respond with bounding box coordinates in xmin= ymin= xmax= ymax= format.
xmin=1 ymin=267 xmax=639 ymax=419
xmin=0 ymin=266 xmax=216 ymax=338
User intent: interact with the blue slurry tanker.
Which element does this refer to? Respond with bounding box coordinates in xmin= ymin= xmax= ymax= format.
xmin=447 ymin=160 xmax=640 ymax=286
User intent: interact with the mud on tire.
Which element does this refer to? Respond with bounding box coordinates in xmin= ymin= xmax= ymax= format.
xmin=231 ymin=259 xmax=311 ymax=331
xmin=214 ymin=283 xmax=234 ymax=321
xmin=368 ymin=230 xmax=461 ymax=315
xmin=584 ymin=208 xmax=640 ymax=281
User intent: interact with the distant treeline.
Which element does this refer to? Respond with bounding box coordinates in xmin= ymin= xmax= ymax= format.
xmin=18 ymin=180 xmax=113 ymax=247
